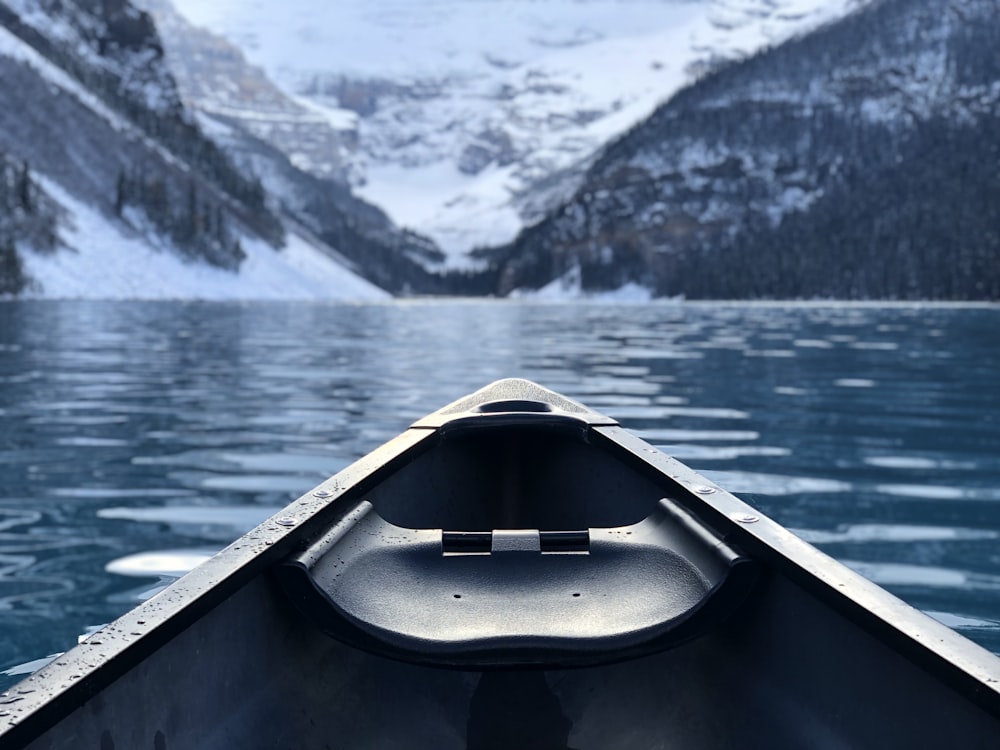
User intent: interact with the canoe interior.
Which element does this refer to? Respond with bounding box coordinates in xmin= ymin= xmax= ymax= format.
xmin=22 ymin=561 xmax=1000 ymax=749
xmin=12 ymin=380 xmax=1000 ymax=749
xmin=368 ymin=422 xmax=659 ymax=530
xmin=277 ymin=421 xmax=757 ymax=667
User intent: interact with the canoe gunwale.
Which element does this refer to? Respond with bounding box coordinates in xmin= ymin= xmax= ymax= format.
xmin=0 ymin=426 xmax=440 ymax=748
xmin=592 ymin=423 xmax=1000 ymax=717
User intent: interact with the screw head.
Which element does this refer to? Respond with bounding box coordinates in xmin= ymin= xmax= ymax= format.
xmin=729 ymin=512 xmax=759 ymax=524
xmin=276 ymin=517 xmax=297 ymax=527
xmin=313 ymin=489 xmax=333 ymax=499
xmin=694 ymin=485 xmax=716 ymax=495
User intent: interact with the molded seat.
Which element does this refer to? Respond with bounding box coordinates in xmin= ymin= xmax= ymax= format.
xmin=278 ymin=496 xmax=757 ymax=668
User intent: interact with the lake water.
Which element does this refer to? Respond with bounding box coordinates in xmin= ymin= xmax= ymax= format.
xmin=1 ymin=300 xmax=999 ymax=687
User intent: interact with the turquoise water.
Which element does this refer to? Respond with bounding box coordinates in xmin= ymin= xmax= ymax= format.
xmin=1 ymin=300 xmax=998 ymax=687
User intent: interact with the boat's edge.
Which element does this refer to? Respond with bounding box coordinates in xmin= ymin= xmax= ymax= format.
xmin=0 ymin=427 xmax=439 ymax=748
xmin=592 ymin=423 xmax=1000 ymax=716
xmin=411 ymin=378 xmax=606 ymax=428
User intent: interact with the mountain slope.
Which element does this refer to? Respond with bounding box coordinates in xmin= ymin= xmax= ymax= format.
xmin=17 ymin=179 xmax=385 ymax=300
xmin=488 ymin=0 xmax=1000 ymax=300
xmin=0 ymin=0 xmax=388 ymax=299
xmin=134 ymin=0 xmax=451 ymax=294
xmin=168 ymin=0 xmax=860 ymax=263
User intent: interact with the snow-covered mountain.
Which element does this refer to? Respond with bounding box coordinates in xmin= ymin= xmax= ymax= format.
xmin=487 ymin=0 xmax=1000 ymax=300
xmin=8 ymin=0 xmax=992 ymax=300
xmin=0 ymin=0 xmax=387 ymax=299
xmin=167 ymin=0 xmax=860 ymax=264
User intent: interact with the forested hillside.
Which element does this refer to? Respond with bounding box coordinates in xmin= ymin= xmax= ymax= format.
xmin=485 ymin=0 xmax=1000 ymax=300
xmin=0 ymin=0 xmax=283 ymax=293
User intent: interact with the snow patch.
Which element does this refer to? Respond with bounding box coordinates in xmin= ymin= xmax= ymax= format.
xmin=512 ymin=264 xmax=656 ymax=303
xmin=19 ymin=181 xmax=387 ymax=301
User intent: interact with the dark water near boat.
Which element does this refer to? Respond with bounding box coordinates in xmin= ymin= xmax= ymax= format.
xmin=1 ymin=300 xmax=998 ymax=687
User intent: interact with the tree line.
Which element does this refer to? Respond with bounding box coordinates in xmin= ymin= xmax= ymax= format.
xmin=114 ymin=166 xmax=246 ymax=269
xmin=0 ymin=153 xmax=59 ymax=295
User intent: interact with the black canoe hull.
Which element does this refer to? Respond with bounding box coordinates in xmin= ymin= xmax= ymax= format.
xmin=5 ymin=379 xmax=1000 ymax=749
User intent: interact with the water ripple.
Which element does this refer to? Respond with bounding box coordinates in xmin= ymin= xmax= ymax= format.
xmin=796 ymin=525 xmax=1000 ymax=544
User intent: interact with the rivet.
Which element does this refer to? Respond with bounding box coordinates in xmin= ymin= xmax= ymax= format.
xmin=694 ymin=485 xmax=716 ymax=495
xmin=730 ymin=513 xmax=759 ymax=524
xmin=313 ymin=489 xmax=333 ymax=499
xmin=276 ymin=517 xmax=297 ymax=527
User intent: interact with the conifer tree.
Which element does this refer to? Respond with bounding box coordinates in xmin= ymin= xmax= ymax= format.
xmin=114 ymin=171 xmax=127 ymax=216
xmin=17 ymin=161 xmax=32 ymax=215
xmin=0 ymin=236 xmax=26 ymax=295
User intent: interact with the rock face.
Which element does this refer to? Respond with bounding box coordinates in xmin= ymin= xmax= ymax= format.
xmin=487 ymin=0 xmax=1000 ymax=300
xmin=136 ymin=0 xmax=353 ymax=185
xmin=4 ymin=0 xmax=181 ymax=113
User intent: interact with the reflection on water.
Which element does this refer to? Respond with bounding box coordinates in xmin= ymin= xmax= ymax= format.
xmin=1 ymin=300 xmax=999 ymax=685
